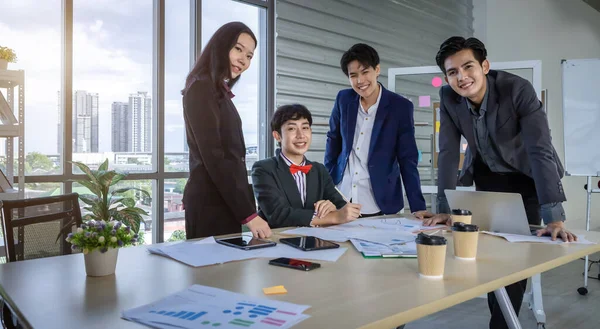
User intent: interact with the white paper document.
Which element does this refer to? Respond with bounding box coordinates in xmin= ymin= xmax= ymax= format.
xmin=280 ymin=227 xmax=350 ymax=242
xmin=350 ymin=239 xmax=417 ymax=258
xmin=346 ymin=230 xmax=415 ymax=246
xmin=336 ymin=217 xmax=445 ymax=233
xmin=122 ymin=285 xmax=311 ymax=329
xmin=148 ymin=236 xmax=348 ymax=267
xmin=148 ymin=241 xmax=263 ymax=267
xmin=281 ymin=218 xmax=436 ymax=251
xmin=482 ymin=231 xmax=595 ymax=245
xmin=258 ymin=243 xmax=348 ymax=262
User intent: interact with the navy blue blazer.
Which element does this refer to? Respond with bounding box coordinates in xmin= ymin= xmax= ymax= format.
xmin=324 ymin=85 xmax=426 ymax=214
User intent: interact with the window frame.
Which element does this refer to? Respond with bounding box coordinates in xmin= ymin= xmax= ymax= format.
xmin=17 ymin=0 xmax=275 ymax=243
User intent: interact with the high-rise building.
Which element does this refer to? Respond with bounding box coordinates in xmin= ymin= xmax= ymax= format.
xmin=129 ymin=91 xmax=152 ymax=152
xmin=57 ymin=90 xmax=99 ymax=153
xmin=111 ymin=92 xmax=152 ymax=153
xmin=111 ymin=102 xmax=129 ymax=152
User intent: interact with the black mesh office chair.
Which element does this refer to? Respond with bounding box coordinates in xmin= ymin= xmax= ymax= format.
xmin=0 ymin=193 xmax=82 ymax=328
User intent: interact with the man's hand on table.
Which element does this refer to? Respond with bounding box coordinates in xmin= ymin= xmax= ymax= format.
xmin=536 ymin=221 xmax=577 ymax=242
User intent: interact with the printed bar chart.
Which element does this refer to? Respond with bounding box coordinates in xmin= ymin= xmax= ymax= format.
xmin=150 ymin=310 xmax=208 ymax=321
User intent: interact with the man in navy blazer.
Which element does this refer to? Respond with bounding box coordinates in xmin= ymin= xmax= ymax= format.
xmin=324 ymin=43 xmax=430 ymax=218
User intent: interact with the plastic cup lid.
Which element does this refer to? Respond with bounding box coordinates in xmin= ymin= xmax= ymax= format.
xmin=451 ymin=222 xmax=479 ymax=232
xmin=415 ymin=232 xmax=447 ymax=246
xmin=452 ymin=209 xmax=472 ymax=216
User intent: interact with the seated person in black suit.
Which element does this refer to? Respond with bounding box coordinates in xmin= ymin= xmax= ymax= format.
xmin=251 ymin=104 xmax=362 ymax=228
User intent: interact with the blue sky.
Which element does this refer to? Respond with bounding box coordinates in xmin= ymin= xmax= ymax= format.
xmin=0 ymin=0 xmax=260 ymax=155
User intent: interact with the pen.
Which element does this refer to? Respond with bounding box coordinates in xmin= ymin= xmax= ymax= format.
xmin=335 ymin=187 xmax=350 ymax=203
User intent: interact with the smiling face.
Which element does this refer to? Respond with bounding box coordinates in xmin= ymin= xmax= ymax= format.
xmin=273 ymin=117 xmax=312 ymax=160
xmin=443 ymin=49 xmax=490 ymax=104
xmin=229 ymin=32 xmax=255 ymax=79
xmin=347 ymin=60 xmax=381 ymax=100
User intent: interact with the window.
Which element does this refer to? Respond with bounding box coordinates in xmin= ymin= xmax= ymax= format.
xmin=163 ymin=0 xmax=269 ymax=239
xmin=72 ymin=0 xmax=153 ymax=173
xmin=1 ymin=0 xmax=272 ymax=244
xmin=164 ymin=178 xmax=186 ymax=242
xmin=24 ymin=183 xmax=64 ymax=198
xmin=165 ymin=0 xmax=191 ymax=173
xmin=202 ymin=0 xmax=265 ymax=171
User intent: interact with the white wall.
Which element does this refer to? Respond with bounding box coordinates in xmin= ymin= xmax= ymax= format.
xmin=473 ymin=0 xmax=600 ymax=230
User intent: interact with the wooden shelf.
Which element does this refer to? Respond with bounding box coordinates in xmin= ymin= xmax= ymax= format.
xmin=0 ymin=69 xmax=24 ymax=88
xmin=0 ymin=125 xmax=19 ymax=137
xmin=0 ymin=68 xmax=25 ymax=199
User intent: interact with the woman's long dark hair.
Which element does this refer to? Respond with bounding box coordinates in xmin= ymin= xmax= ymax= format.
xmin=182 ymin=22 xmax=257 ymax=96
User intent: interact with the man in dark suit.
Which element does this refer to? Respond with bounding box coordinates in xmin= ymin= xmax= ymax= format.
xmin=252 ymin=104 xmax=362 ymax=229
xmin=423 ymin=36 xmax=576 ymax=329
xmin=324 ymin=43 xmax=431 ymax=218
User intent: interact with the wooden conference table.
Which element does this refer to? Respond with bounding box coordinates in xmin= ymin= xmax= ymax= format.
xmin=0 ymin=223 xmax=599 ymax=329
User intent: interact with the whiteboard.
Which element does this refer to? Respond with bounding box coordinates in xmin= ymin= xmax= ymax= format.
xmin=562 ymin=59 xmax=600 ymax=176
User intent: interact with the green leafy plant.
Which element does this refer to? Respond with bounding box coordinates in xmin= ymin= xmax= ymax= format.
xmin=167 ymin=230 xmax=186 ymax=242
xmin=0 ymin=46 xmax=17 ymax=63
xmin=73 ymin=159 xmax=150 ymax=233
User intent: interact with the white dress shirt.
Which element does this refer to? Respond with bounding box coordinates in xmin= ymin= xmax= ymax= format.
xmin=337 ymin=85 xmax=382 ymax=214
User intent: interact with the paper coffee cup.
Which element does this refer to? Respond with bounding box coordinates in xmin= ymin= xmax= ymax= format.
xmin=451 ymin=222 xmax=479 ymax=260
xmin=415 ymin=233 xmax=447 ymax=279
xmin=451 ymin=209 xmax=472 ymax=224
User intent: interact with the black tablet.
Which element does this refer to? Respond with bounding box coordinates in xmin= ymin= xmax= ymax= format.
xmin=215 ymin=235 xmax=276 ymax=250
xmin=279 ymin=236 xmax=340 ymax=251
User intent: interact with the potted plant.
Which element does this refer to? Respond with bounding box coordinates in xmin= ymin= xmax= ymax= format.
xmin=66 ymin=158 xmax=151 ymax=276
xmin=0 ymin=46 xmax=17 ymax=70
xmin=67 ymin=220 xmax=139 ymax=276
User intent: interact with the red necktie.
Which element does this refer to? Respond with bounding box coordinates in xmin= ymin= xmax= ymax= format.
xmin=290 ymin=164 xmax=312 ymax=175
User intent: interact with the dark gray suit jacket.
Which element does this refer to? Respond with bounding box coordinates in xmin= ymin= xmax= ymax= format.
xmin=437 ymin=70 xmax=565 ymax=213
xmin=251 ymin=153 xmax=346 ymax=228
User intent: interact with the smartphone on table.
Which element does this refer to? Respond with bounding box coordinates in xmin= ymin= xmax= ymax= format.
xmin=268 ymin=257 xmax=321 ymax=271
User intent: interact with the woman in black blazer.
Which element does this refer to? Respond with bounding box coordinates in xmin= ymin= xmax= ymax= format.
xmin=181 ymin=22 xmax=272 ymax=239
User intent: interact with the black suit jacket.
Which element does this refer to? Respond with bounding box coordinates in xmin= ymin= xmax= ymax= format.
xmin=437 ymin=70 xmax=566 ymax=213
xmin=251 ymin=152 xmax=346 ymax=228
xmin=182 ymin=75 xmax=256 ymax=238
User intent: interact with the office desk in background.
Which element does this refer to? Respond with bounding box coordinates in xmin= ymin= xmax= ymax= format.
xmin=0 ymin=228 xmax=599 ymax=329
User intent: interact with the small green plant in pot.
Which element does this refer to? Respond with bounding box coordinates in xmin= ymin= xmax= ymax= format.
xmin=0 ymin=46 xmax=17 ymax=70
xmin=70 ymin=159 xmax=151 ymax=276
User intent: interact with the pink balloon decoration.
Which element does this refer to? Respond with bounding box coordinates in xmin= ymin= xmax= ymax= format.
xmin=431 ymin=76 xmax=443 ymax=88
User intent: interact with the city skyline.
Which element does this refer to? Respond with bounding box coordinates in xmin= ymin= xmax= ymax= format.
xmin=57 ymin=90 xmax=153 ymax=154
xmin=1 ymin=0 xmax=261 ymax=157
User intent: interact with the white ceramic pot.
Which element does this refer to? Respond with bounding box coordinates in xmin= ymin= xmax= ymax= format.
xmin=84 ymin=248 xmax=119 ymax=276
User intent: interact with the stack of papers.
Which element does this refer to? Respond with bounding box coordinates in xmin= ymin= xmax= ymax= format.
xmin=281 ymin=217 xmax=442 ymax=258
xmin=281 ymin=218 xmax=440 ymax=244
xmin=147 ymin=237 xmax=348 ymax=267
xmin=278 ymin=227 xmax=350 ymax=242
xmin=347 ymin=230 xmax=415 ymax=246
xmin=338 ymin=217 xmax=446 ymax=232
xmin=350 ymin=239 xmax=418 ymax=258
xmin=122 ymin=285 xmax=310 ymax=329
xmin=482 ymin=231 xmax=595 ymax=244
